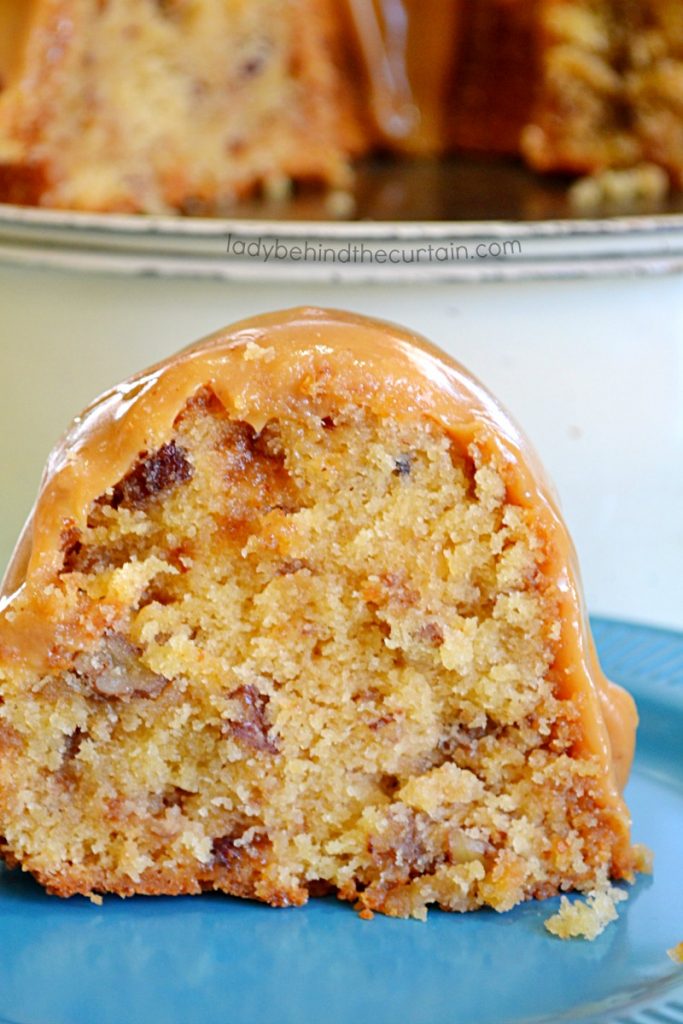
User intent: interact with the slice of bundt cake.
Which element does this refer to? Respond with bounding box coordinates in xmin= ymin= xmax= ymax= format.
xmin=0 ymin=0 xmax=365 ymax=212
xmin=0 ymin=308 xmax=639 ymax=924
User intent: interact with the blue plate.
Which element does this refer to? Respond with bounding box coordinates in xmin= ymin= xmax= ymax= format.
xmin=1 ymin=618 xmax=682 ymax=1024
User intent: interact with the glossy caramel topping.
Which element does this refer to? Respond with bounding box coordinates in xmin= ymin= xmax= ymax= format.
xmin=344 ymin=0 xmax=463 ymax=152
xmin=0 ymin=308 xmax=636 ymax=815
xmin=0 ymin=1 xmax=37 ymax=91
xmin=343 ymin=0 xmax=538 ymax=154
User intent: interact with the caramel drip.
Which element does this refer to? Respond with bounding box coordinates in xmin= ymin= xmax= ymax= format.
xmin=0 ymin=308 xmax=636 ymax=823
xmin=0 ymin=1 xmax=38 ymax=91
xmin=344 ymin=0 xmax=463 ymax=152
xmin=345 ymin=0 xmax=418 ymax=144
xmin=342 ymin=0 xmax=539 ymax=154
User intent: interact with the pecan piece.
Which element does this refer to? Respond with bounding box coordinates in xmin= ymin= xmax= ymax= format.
xmin=109 ymin=441 xmax=193 ymax=510
xmin=225 ymin=684 xmax=278 ymax=754
xmin=73 ymin=632 xmax=169 ymax=699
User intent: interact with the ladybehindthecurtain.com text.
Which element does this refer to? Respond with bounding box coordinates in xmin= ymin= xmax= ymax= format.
xmin=225 ymin=234 xmax=523 ymax=265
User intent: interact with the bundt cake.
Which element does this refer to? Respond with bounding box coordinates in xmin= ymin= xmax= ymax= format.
xmin=0 ymin=0 xmax=365 ymax=211
xmin=0 ymin=307 xmax=641 ymax=932
xmin=0 ymin=1 xmax=681 ymax=212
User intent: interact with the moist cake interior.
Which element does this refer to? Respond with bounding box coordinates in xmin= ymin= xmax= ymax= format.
xmin=0 ymin=386 xmax=631 ymax=917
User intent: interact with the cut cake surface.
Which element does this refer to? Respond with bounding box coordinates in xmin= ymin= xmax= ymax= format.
xmin=0 ymin=308 xmax=638 ymax=923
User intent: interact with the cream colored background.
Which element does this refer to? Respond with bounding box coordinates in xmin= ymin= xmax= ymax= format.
xmin=0 ymin=264 xmax=681 ymax=630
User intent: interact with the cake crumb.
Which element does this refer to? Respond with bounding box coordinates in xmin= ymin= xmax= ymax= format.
xmin=569 ymin=163 xmax=669 ymax=213
xmin=544 ymin=883 xmax=628 ymax=940
xmin=632 ymin=843 xmax=654 ymax=874
xmin=89 ymin=893 xmax=103 ymax=907
xmin=326 ymin=189 xmax=356 ymax=218
xmin=263 ymin=175 xmax=293 ymax=203
xmin=667 ymin=942 xmax=683 ymax=964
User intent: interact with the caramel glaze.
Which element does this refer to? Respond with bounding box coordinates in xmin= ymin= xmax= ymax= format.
xmin=0 ymin=308 xmax=636 ymax=831
xmin=0 ymin=1 xmax=41 ymax=94
xmin=342 ymin=0 xmax=540 ymax=154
